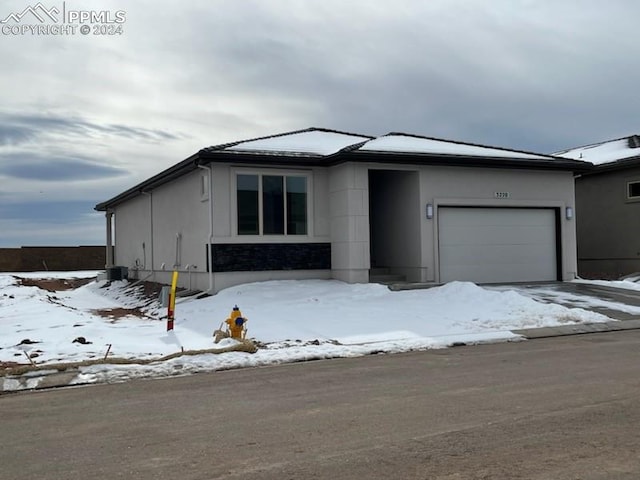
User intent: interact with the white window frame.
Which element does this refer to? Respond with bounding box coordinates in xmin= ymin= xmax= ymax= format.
xmin=232 ymin=168 xmax=313 ymax=238
xmin=627 ymin=180 xmax=640 ymax=202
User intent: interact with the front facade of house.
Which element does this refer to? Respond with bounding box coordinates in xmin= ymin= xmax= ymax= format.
xmin=96 ymin=129 xmax=589 ymax=292
xmin=557 ymin=136 xmax=640 ymax=278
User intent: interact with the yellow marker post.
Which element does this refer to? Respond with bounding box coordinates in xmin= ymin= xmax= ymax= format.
xmin=167 ymin=270 xmax=179 ymax=331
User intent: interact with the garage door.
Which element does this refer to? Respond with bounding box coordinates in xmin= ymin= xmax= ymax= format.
xmin=438 ymin=207 xmax=558 ymax=283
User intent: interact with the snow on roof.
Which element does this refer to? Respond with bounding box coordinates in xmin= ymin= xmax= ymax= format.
xmin=225 ymin=130 xmax=371 ymax=156
xmin=358 ymin=134 xmax=553 ymax=160
xmin=554 ymin=136 xmax=640 ymax=165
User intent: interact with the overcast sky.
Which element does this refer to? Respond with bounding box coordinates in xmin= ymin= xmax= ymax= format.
xmin=1 ymin=0 xmax=639 ymax=247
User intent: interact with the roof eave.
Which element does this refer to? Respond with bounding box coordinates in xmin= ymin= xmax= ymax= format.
xmin=198 ymin=149 xmax=332 ymax=167
xmin=341 ymin=150 xmax=594 ymax=172
xmin=95 ymin=144 xmax=593 ymax=212
xmin=580 ymin=156 xmax=640 ymax=175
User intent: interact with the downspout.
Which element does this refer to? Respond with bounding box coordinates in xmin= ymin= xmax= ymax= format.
xmin=105 ymin=210 xmax=114 ymax=268
xmin=142 ymin=191 xmax=154 ymax=277
xmin=198 ymin=164 xmax=215 ymax=293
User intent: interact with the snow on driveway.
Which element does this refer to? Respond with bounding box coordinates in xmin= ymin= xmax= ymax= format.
xmin=0 ymin=272 xmax=612 ymax=389
xmin=489 ymin=280 xmax=640 ymax=317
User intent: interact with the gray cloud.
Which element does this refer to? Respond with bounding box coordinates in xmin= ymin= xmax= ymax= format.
xmin=149 ymin=0 xmax=640 ymax=153
xmin=2 ymin=0 xmax=640 ymax=246
xmin=0 ymin=112 xmax=185 ymax=146
xmin=0 ymin=124 xmax=38 ymax=145
xmin=0 ymin=152 xmax=128 ymax=181
xmin=0 ymin=200 xmax=101 ymax=223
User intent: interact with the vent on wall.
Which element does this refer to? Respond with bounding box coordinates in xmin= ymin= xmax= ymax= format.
xmin=628 ymin=135 xmax=640 ymax=149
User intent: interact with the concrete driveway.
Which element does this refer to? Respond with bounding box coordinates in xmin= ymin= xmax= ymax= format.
xmin=488 ymin=281 xmax=640 ymax=338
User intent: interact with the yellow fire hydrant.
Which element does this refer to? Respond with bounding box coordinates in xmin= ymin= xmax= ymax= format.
xmin=225 ymin=305 xmax=248 ymax=339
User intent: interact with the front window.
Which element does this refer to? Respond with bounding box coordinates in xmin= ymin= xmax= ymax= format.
xmin=287 ymin=176 xmax=307 ymax=235
xmin=237 ymin=174 xmax=259 ymax=234
xmin=263 ymin=175 xmax=284 ymax=234
xmin=628 ymin=181 xmax=640 ymax=200
xmin=236 ymin=173 xmax=308 ymax=235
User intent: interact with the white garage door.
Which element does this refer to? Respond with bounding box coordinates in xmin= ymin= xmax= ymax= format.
xmin=438 ymin=207 xmax=558 ymax=283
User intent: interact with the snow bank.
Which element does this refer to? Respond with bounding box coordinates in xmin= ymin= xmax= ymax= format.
xmin=0 ymin=275 xmax=613 ymax=389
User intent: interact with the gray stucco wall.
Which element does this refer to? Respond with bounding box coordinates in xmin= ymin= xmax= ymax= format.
xmin=421 ymin=166 xmax=577 ymax=282
xmin=111 ymin=160 xmax=578 ymax=290
xmin=208 ymin=165 xmax=332 ymax=290
xmin=114 ymin=194 xmax=152 ymax=270
xmin=114 ymin=170 xmax=210 ymax=290
xmin=328 ymin=163 xmax=370 ymax=283
xmin=151 ymin=170 xmax=209 ymax=272
xmin=332 ymin=163 xmax=577 ymax=283
xmin=576 ymin=167 xmax=640 ymax=278
xmin=114 ymin=164 xmax=333 ymax=291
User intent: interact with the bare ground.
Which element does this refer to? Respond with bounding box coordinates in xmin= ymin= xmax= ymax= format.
xmin=17 ymin=276 xmax=93 ymax=291
xmin=4 ymin=276 xmax=167 ymax=368
xmin=91 ymin=306 xmax=156 ymax=322
xmin=14 ymin=275 xmax=166 ymax=321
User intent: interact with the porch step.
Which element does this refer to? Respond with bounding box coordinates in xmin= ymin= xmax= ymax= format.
xmin=176 ymin=289 xmax=202 ymax=298
xmin=369 ymin=267 xmax=391 ymax=275
xmin=369 ymin=273 xmax=407 ymax=284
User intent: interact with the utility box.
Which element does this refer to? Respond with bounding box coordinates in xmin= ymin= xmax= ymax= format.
xmin=107 ymin=266 xmax=128 ymax=281
xmin=159 ymin=286 xmax=170 ymax=308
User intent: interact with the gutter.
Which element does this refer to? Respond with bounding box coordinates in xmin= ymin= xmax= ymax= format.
xmin=577 ymin=155 xmax=640 ymax=176
xmin=340 ymin=150 xmax=595 ymax=173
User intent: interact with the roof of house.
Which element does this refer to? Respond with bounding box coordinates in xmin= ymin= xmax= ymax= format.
xmin=222 ymin=129 xmax=373 ymax=156
xmin=95 ymin=127 xmax=593 ymax=211
xmin=554 ymin=135 xmax=640 ymax=173
xmin=357 ymin=132 xmax=555 ymax=160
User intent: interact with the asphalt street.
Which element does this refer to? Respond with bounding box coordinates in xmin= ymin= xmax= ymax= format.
xmin=2 ymin=330 xmax=640 ymax=480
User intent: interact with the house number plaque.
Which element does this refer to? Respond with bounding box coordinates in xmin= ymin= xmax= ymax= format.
xmin=494 ymin=192 xmax=510 ymax=199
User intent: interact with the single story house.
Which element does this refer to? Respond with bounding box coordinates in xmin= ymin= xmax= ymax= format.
xmin=555 ymin=135 xmax=640 ymax=278
xmin=95 ymin=128 xmax=591 ymax=292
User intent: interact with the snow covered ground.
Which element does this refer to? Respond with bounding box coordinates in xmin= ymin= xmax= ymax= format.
xmin=574 ymin=275 xmax=640 ymax=292
xmin=0 ymin=272 xmax=616 ymax=390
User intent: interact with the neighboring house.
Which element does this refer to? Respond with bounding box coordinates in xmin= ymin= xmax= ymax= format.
xmin=555 ymin=135 xmax=640 ymax=278
xmin=95 ymin=128 xmax=590 ymax=292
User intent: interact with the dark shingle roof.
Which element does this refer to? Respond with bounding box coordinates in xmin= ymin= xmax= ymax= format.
xmin=95 ymin=127 xmax=593 ymax=211
xmin=554 ymin=134 xmax=640 ymax=174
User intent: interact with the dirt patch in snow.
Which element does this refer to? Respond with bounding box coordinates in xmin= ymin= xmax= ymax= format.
xmin=138 ymin=281 xmax=166 ymax=301
xmin=1 ymin=361 xmax=27 ymax=371
xmin=99 ymin=279 xmax=167 ymax=306
xmin=92 ymin=307 xmax=156 ymax=322
xmin=17 ymin=277 xmax=94 ymax=292
xmin=14 ymin=276 xmax=168 ymax=321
